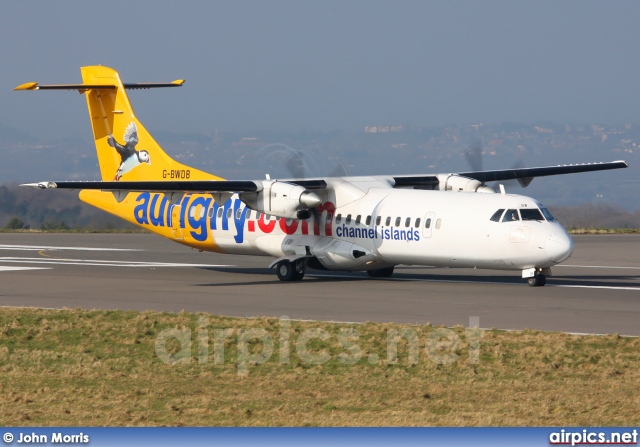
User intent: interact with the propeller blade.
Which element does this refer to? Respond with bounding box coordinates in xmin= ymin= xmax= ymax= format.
xmin=464 ymin=141 xmax=484 ymax=172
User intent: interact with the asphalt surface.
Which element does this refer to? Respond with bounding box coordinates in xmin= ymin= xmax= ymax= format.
xmin=0 ymin=233 xmax=639 ymax=335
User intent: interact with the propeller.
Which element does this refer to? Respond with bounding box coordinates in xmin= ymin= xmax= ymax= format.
xmin=258 ymin=142 xmax=350 ymax=180
xmin=258 ymin=143 xmax=321 ymax=179
xmin=464 ymin=141 xmax=484 ymax=172
xmin=464 ymin=140 xmax=523 ymax=191
xmin=257 ymin=143 xmax=344 ymax=223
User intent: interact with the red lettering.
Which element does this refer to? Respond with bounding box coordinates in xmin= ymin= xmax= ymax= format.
xmin=280 ymin=218 xmax=298 ymax=235
xmin=257 ymin=214 xmax=276 ymax=233
xmin=314 ymin=202 xmax=335 ymax=236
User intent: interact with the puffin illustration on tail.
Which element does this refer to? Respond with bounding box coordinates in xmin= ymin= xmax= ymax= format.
xmin=107 ymin=122 xmax=151 ymax=180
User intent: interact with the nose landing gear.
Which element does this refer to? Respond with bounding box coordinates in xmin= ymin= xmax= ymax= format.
xmin=527 ymin=274 xmax=546 ymax=287
xmin=523 ymin=267 xmax=551 ymax=287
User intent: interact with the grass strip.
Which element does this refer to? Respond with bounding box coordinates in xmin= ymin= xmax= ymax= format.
xmin=0 ymin=308 xmax=638 ymax=426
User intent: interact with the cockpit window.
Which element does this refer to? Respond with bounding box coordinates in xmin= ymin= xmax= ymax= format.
xmin=520 ymin=209 xmax=544 ymax=221
xmin=502 ymin=209 xmax=520 ymax=222
xmin=540 ymin=207 xmax=556 ymax=221
xmin=490 ymin=209 xmax=505 ymax=222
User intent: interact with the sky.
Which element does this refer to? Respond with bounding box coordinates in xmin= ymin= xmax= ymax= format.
xmin=2 ymin=1 xmax=640 ymax=139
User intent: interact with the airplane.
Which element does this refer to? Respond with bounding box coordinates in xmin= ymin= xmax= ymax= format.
xmin=15 ymin=66 xmax=628 ymax=287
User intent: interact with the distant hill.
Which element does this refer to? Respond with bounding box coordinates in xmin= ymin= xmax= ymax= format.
xmin=1 ymin=121 xmax=638 ymax=209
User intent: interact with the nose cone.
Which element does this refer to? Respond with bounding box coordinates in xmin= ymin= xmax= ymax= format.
xmin=299 ymin=191 xmax=322 ymax=209
xmin=546 ymin=232 xmax=574 ymax=263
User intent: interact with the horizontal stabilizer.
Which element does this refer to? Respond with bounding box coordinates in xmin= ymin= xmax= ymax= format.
xmin=14 ymin=80 xmax=184 ymax=91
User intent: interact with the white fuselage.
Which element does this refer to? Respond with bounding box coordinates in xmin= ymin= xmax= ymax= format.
xmin=171 ymin=177 xmax=573 ymax=272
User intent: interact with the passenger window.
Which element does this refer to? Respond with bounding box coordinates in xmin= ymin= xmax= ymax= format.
xmin=217 ymin=208 xmax=223 ymax=219
xmin=208 ymin=207 xmax=214 ymax=219
xmin=326 ymin=213 xmax=333 ymax=223
xmin=226 ymin=208 xmax=232 ymax=219
xmin=435 ymin=219 xmax=442 ymax=229
xmin=520 ymin=209 xmax=544 ymax=221
xmin=385 ymin=217 xmax=391 ymax=226
xmin=336 ymin=214 xmax=342 ymax=223
xmin=246 ymin=210 xmax=252 ymax=219
xmin=366 ymin=216 xmax=372 ymax=226
xmin=189 ymin=207 xmax=195 ymax=218
xmin=502 ymin=209 xmax=519 ymax=222
xmin=395 ymin=217 xmax=401 ymax=227
xmin=490 ymin=209 xmax=504 ymax=222
xmin=236 ymin=209 xmax=242 ymax=219
xmin=405 ymin=217 xmax=411 ymax=227
xmin=425 ymin=218 xmax=431 ymax=229
xmin=376 ymin=216 xmax=381 ymax=226
xmin=346 ymin=214 xmax=352 ymax=224
xmin=355 ymin=215 xmax=361 ymax=225
xmin=256 ymin=212 xmax=262 ymax=220
xmin=265 ymin=214 xmax=271 ymax=221
xmin=415 ymin=218 xmax=421 ymax=228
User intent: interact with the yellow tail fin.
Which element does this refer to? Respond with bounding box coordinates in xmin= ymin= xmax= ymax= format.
xmin=80 ymin=66 xmax=221 ymax=182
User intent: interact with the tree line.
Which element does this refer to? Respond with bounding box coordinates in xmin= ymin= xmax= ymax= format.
xmin=0 ymin=184 xmax=134 ymax=230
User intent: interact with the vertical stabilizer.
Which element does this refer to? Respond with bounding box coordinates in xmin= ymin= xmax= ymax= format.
xmin=79 ymin=66 xmax=220 ymax=182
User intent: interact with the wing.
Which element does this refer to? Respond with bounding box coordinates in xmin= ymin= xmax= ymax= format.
xmin=391 ymin=160 xmax=629 ymax=189
xmin=20 ymin=160 xmax=627 ymax=194
xmin=21 ymin=179 xmax=326 ymax=192
xmin=123 ymin=122 xmax=138 ymax=146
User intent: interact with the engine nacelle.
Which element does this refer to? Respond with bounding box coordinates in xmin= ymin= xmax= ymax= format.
xmin=240 ymin=181 xmax=322 ymax=219
xmin=437 ymin=174 xmax=495 ymax=193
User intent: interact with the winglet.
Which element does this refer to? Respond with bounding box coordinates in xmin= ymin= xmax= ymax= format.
xmin=172 ymin=79 xmax=185 ymax=86
xmin=14 ymin=82 xmax=39 ymax=91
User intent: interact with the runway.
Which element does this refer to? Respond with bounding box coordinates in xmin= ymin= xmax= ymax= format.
xmin=0 ymin=233 xmax=639 ymax=335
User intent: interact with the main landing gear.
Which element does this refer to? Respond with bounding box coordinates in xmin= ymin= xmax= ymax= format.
xmin=366 ymin=266 xmax=395 ymax=278
xmin=276 ymin=259 xmax=306 ymax=282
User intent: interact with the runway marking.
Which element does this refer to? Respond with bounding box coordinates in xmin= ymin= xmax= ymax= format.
xmin=0 ymin=266 xmax=51 ymax=272
xmin=0 ymin=256 xmax=232 ymax=269
xmin=0 ymin=244 xmax=142 ymax=252
xmin=558 ymin=264 xmax=640 ymax=270
xmin=308 ymin=273 xmax=517 ymax=286
xmin=307 ymin=273 xmax=640 ymax=291
xmin=550 ymin=284 xmax=640 ymax=291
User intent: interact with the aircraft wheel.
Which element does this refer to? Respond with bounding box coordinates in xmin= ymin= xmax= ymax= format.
xmin=293 ymin=260 xmax=306 ymax=281
xmin=276 ymin=261 xmax=297 ymax=281
xmin=367 ymin=266 xmax=395 ymax=278
xmin=527 ymin=274 xmax=546 ymax=287
xmin=537 ymin=274 xmax=546 ymax=287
